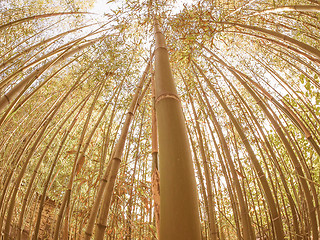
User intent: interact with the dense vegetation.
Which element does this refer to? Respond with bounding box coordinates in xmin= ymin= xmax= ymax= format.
xmin=0 ymin=0 xmax=320 ymax=239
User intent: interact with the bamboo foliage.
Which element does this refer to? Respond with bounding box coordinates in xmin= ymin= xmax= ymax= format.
xmin=199 ymin=50 xmax=319 ymax=238
xmin=190 ymin=71 xmax=255 ymax=240
xmin=0 ymin=12 xmax=94 ymax=32
xmin=184 ymin=76 xmax=218 ymax=240
xmin=0 ymin=1 xmax=320 ymax=240
xmin=53 ymin=80 xmax=105 ymax=240
xmin=92 ymin=60 xmax=151 ymax=240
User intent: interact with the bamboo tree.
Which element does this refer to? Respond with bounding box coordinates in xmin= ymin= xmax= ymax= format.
xmin=221 ymin=68 xmax=302 ymax=239
xmin=193 ymin=60 xmax=285 ymax=240
xmin=186 ymin=124 xmax=212 ymax=239
xmin=219 ymin=22 xmax=320 ymax=61
xmin=82 ymin=81 xmax=125 ymax=239
xmin=0 ymin=12 xmax=95 ymax=31
xmin=92 ymin=60 xmax=151 ymax=240
xmin=0 ymin=52 xmax=85 ymax=128
xmin=0 ymin=22 xmax=100 ymax=70
xmin=153 ymin=18 xmax=201 ymax=240
xmin=1 ymin=1 xmax=320 ymax=239
xmin=3 ymin=96 xmax=63 ymax=240
xmin=53 ymin=81 xmax=105 ymax=240
xmin=126 ymin=107 xmax=146 ymax=240
xmin=190 ymin=68 xmax=255 ymax=240
xmin=184 ymin=77 xmax=218 ymax=240
xmin=199 ymin=48 xmax=319 ymax=238
xmin=253 ymin=5 xmax=320 ymax=15
xmin=17 ymin=95 xmax=91 ymax=240
xmin=0 ymin=37 xmax=103 ymax=114
xmin=151 ymin=70 xmax=160 ymax=239
xmin=207 ymin=125 xmax=242 ymax=240
xmin=1 ymin=72 xmax=95 ymax=238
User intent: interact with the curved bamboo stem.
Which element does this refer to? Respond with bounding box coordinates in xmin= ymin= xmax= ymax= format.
xmin=0 ymin=12 xmax=95 ymax=31
xmin=253 ymin=5 xmax=320 ymax=16
xmin=53 ymin=81 xmax=105 ymax=240
xmin=0 ymin=37 xmax=102 ymax=114
xmin=32 ymin=96 xmax=90 ymax=240
xmin=193 ymin=60 xmax=285 ymax=240
xmin=92 ymin=60 xmax=151 ymax=240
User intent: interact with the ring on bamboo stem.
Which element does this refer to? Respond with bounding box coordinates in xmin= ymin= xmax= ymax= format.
xmin=155 ymin=93 xmax=180 ymax=104
xmin=154 ymin=46 xmax=167 ymax=51
xmin=96 ymin=223 xmax=107 ymax=228
xmin=85 ymin=232 xmax=93 ymax=236
xmin=113 ymin=157 xmax=121 ymax=162
xmin=101 ymin=178 xmax=108 ymax=183
xmin=4 ymin=95 xmax=10 ymax=104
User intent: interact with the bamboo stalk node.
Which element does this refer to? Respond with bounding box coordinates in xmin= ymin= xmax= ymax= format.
xmin=4 ymin=94 xmax=10 ymax=104
xmin=84 ymin=231 xmax=93 ymax=237
xmin=255 ymin=99 xmax=263 ymax=104
xmin=271 ymin=216 xmax=280 ymax=222
xmin=112 ymin=157 xmax=121 ymax=162
xmin=101 ymin=177 xmax=108 ymax=183
xmin=155 ymin=93 xmax=180 ymax=104
xmin=154 ymin=46 xmax=167 ymax=51
xmin=96 ymin=223 xmax=107 ymax=229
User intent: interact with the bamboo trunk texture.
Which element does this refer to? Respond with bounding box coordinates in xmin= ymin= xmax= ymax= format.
xmin=154 ymin=18 xmax=201 ymax=240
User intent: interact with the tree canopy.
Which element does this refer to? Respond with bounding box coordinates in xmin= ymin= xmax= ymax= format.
xmin=0 ymin=0 xmax=320 ymax=239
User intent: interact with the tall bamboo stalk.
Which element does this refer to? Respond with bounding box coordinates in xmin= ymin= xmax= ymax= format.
xmin=126 ymin=107 xmax=145 ymax=240
xmin=0 ymin=12 xmax=94 ymax=31
xmin=92 ymin=60 xmax=151 ymax=240
xmin=219 ymin=22 xmax=320 ymax=61
xmin=0 ymin=37 xmax=103 ymax=114
xmin=153 ymin=18 xmax=201 ymax=240
xmin=17 ymin=95 xmax=91 ymax=240
xmin=193 ymin=60 xmax=284 ymax=240
xmin=184 ymin=78 xmax=218 ymax=240
xmin=200 ymin=48 xmax=319 ymax=239
xmin=151 ymin=70 xmax=160 ymax=239
xmin=191 ymin=68 xmax=255 ymax=240
xmin=3 ymin=96 xmax=63 ymax=240
xmin=32 ymin=96 xmax=90 ymax=240
xmin=53 ymin=81 xmax=105 ymax=240
xmin=221 ymin=68 xmax=302 ymax=239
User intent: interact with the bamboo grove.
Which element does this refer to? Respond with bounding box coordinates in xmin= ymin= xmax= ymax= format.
xmin=0 ymin=0 xmax=320 ymax=239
